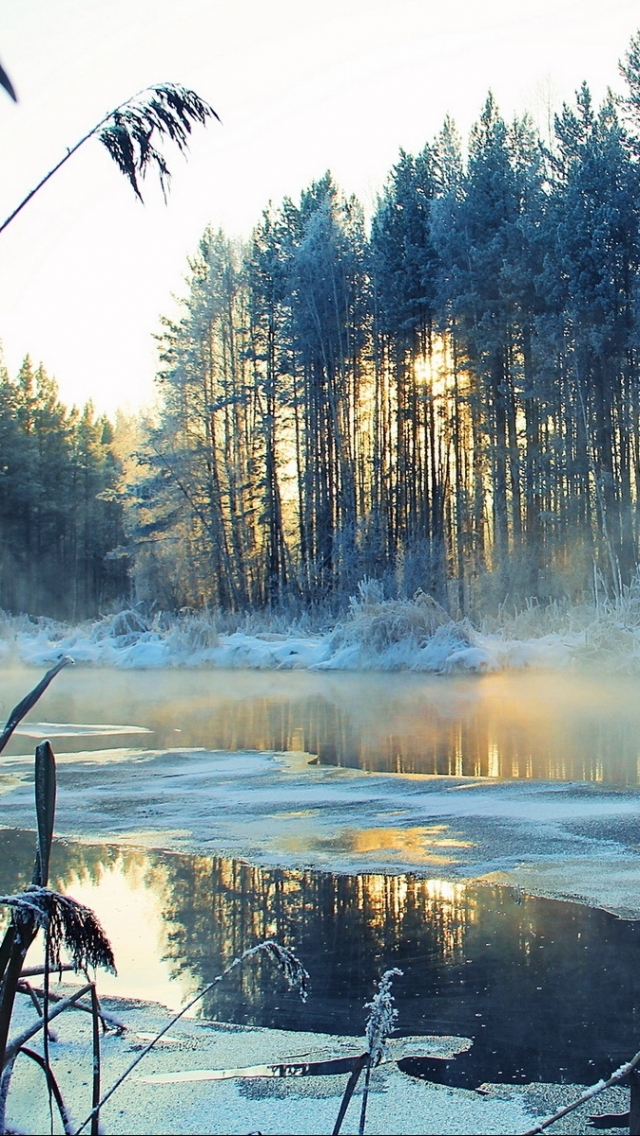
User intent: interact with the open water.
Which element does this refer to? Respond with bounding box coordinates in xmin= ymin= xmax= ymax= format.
xmin=3 ymin=665 xmax=640 ymax=1087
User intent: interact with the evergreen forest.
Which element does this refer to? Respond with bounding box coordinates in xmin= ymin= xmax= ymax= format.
xmin=9 ymin=35 xmax=640 ymax=623
xmin=0 ymin=354 xmax=127 ymax=619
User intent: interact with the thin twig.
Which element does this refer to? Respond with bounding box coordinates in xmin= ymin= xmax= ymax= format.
xmin=4 ymin=983 xmax=94 ymax=1066
xmin=20 ymin=964 xmax=74 ymax=978
xmin=332 ymin=1053 xmax=369 ymax=1136
xmin=15 ymin=1047 xmax=74 ymax=1135
xmin=43 ymin=924 xmax=53 ymax=1134
xmin=89 ymin=985 xmax=100 ymax=1136
xmin=522 ymin=1049 xmax=640 ymax=1134
xmin=73 ymin=941 xmax=308 ymax=1136
xmin=16 ymin=980 xmax=44 ymax=1020
xmin=358 ymin=1056 xmax=373 ymax=1136
xmin=17 ymin=983 xmax=124 ymax=1030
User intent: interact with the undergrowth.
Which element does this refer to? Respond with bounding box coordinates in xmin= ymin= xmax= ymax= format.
xmin=5 ymin=563 xmax=640 ymax=672
xmin=331 ymin=578 xmax=453 ymax=653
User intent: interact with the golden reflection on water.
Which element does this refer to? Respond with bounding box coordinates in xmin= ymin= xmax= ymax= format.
xmin=282 ymin=825 xmax=473 ymax=866
xmin=7 ymin=667 xmax=640 ymax=783
xmin=2 ymin=667 xmax=640 ymax=782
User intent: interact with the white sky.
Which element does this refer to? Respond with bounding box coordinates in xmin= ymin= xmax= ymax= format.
xmin=0 ymin=0 xmax=639 ymax=416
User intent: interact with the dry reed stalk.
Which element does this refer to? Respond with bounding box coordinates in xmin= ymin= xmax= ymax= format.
xmin=73 ymin=940 xmax=309 ymax=1135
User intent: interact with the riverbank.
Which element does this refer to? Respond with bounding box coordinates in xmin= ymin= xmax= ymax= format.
xmin=5 ymin=991 xmax=631 ymax=1135
xmin=3 ymin=586 xmax=640 ymax=674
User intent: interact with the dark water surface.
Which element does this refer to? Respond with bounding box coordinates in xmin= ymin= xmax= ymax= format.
xmin=4 ymin=665 xmax=640 ymax=783
xmin=2 ymin=830 xmax=640 ymax=1088
xmin=4 ymin=666 xmax=640 ymax=1087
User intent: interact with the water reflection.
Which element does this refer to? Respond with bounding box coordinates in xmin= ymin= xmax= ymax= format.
xmin=281 ymin=826 xmax=473 ymax=865
xmin=2 ymin=667 xmax=640 ymax=783
xmin=2 ymin=828 xmax=640 ymax=1086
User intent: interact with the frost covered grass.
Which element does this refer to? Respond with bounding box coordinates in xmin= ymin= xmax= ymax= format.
xmin=4 ymin=573 xmax=640 ymax=673
xmin=331 ymin=967 xmax=404 ymax=1136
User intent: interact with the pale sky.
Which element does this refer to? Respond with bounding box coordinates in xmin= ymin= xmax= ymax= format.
xmin=0 ymin=0 xmax=639 ymax=416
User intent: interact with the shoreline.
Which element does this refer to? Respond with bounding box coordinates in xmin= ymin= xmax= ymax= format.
xmin=5 ymin=991 xmax=631 ymax=1135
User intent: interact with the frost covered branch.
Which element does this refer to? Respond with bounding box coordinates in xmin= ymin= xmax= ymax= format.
xmin=4 ymin=982 xmax=95 ymax=1066
xmin=522 ymin=1050 xmax=640 ymax=1134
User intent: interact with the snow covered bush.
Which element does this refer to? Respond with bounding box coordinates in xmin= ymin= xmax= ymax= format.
xmin=332 ymin=580 xmax=452 ymax=656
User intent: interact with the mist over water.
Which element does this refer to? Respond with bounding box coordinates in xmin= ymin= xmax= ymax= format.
xmin=4 ymin=665 xmax=640 ymax=784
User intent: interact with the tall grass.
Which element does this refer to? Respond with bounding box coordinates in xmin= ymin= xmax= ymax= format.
xmin=0 ymin=661 xmax=115 ymax=1135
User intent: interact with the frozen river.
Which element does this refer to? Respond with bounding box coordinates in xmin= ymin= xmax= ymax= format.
xmin=3 ymin=664 xmax=640 ymax=1088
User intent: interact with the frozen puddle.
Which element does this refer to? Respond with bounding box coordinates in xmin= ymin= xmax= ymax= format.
xmin=3 ymin=719 xmax=155 ymax=758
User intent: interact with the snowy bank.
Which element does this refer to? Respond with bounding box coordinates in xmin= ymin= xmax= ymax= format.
xmin=6 ymin=996 xmax=549 ymax=1136
xmin=0 ymin=597 xmax=599 ymax=673
xmin=4 ymin=579 xmax=640 ymax=672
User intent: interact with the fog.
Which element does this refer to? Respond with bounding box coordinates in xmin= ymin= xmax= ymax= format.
xmin=3 ymin=665 xmax=640 ymax=784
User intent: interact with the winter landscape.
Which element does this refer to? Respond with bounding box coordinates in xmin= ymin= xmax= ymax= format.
xmin=5 ymin=2 xmax=640 ymax=1134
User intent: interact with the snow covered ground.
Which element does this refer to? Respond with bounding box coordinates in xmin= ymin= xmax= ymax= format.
xmin=6 ymin=996 xmax=559 ymax=1136
xmin=1 ymin=586 xmax=640 ymax=673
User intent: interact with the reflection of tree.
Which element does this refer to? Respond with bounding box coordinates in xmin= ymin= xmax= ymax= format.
xmin=154 ymin=855 xmax=475 ymax=1034
xmin=0 ymin=830 xmax=161 ymax=906
xmin=5 ymin=829 xmax=640 ymax=1085
xmin=134 ymin=678 xmax=640 ymax=784
xmin=126 ymin=684 xmax=640 ymax=784
xmin=4 ymin=668 xmax=640 ymax=782
xmin=152 ymin=850 xmax=640 ymax=1086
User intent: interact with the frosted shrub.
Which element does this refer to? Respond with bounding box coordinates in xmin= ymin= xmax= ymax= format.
xmin=332 ymin=580 xmax=452 ymax=656
xmin=161 ymin=612 xmax=220 ymax=653
xmin=364 ymin=967 xmax=402 ymax=1066
xmin=88 ymin=609 xmax=149 ymax=644
xmin=621 ymin=564 xmax=640 ymax=620
xmin=334 ymin=967 xmax=404 ymax=1136
xmin=353 ymin=576 xmax=386 ymax=609
xmin=110 ymin=609 xmax=149 ymax=640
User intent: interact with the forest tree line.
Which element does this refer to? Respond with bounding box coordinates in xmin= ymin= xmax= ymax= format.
xmin=0 ymin=353 xmax=128 ymax=619
xmin=130 ymin=35 xmax=640 ymax=618
xmin=7 ymin=35 xmax=640 ymax=622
